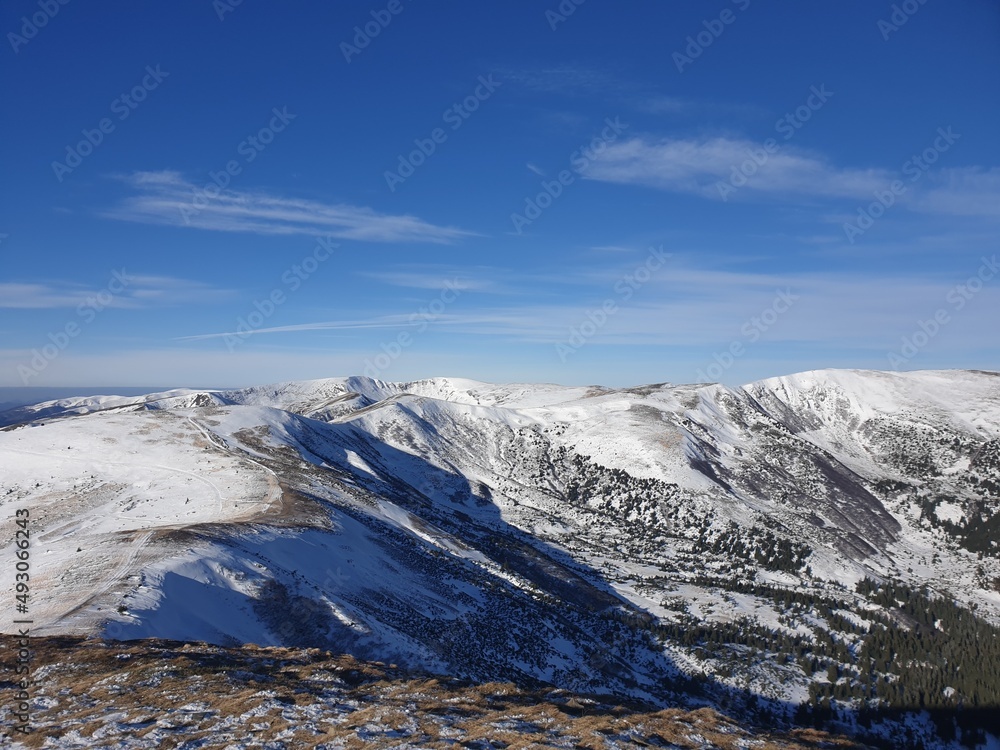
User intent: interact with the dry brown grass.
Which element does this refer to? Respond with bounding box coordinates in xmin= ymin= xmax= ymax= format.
xmin=0 ymin=635 xmax=869 ymax=749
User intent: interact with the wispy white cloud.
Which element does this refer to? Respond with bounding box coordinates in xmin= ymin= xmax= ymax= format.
xmin=583 ymin=137 xmax=1000 ymax=219
xmin=633 ymin=97 xmax=765 ymax=119
xmin=499 ymin=65 xmax=621 ymax=95
xmin=635 ymin=96 xmax=691 ymax=114
xmin=582 ymin=136 xmax=889 ymax=200
xmin=500 ymin=65 xmax=765 ymax=121
xmin=0 ymin=275 xmax=234 ymax=309
xmin=174 ymin=264 xmax=999 ymax=353
xmin=526 ymin=163 xmax=546 ymax=177
xmin=0 ymin=283 xmax=87 ymax=310
xmin=915 ymin=167 xmax=1000 ymax=217
xmin=9 ymin=263 xmax=995 ymax=387
xmin=500 ymin=65 xmax=708 ymax=117
xmin=359 ymin=270 xmax=493 ymax=291
xmin=177 ymin=316 xmax=423 ymax=341
xmin=104 ymin=171 xmax=477 ymax=244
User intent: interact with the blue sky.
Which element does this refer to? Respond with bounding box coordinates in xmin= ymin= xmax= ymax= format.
xmin=1 ymin=0 xmax=998 ymax=389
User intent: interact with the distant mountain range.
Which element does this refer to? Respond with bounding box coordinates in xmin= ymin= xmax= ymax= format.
xmin=0 ymin=386 xmax=190 ymax=413
xmin=2 ymin=369 xmax=999 ymax=747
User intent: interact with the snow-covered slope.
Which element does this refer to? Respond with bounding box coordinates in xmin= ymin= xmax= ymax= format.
xmin=2 ymin=369 xmax=999 ymax=745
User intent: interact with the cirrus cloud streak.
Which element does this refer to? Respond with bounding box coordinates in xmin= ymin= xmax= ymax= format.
xmin=103 ymin=171 xmax=477 ymax=244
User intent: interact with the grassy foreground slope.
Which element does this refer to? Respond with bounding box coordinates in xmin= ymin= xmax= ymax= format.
xmin=0 ymin=636 xmax=861 ymax=750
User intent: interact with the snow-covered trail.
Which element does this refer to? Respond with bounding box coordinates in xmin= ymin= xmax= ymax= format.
xmin=3 ymin=444 xmax=230 ymax=516
xmin=185 ymin=416 xmax=284 ymax=510
xmin=0 ymin=409 xmax=285 ymax=636
xmin=34 ymin=529 xmax=155 ymax=633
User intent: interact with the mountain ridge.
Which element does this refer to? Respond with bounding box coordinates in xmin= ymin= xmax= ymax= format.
xmin=2 ymin=368 xmax=999 ymax=746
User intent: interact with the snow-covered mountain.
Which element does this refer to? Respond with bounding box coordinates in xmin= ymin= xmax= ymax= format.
xmin=2 ymin=369 xmax=999 ymax=746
